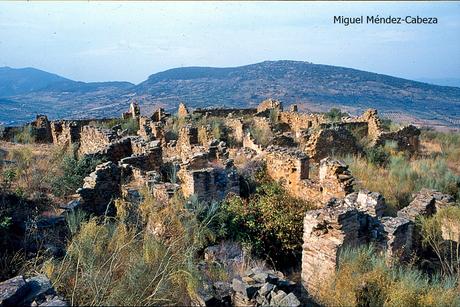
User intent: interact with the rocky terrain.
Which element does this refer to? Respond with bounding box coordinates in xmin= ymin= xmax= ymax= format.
xmin=1 ymin=61 xmax=459 ymax=129
xmin=0 ymin=99 xmax=459 ymax=306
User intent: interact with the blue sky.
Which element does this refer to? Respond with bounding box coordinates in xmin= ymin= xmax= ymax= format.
xmin=0 ymin=1 xmax=459 ymax=84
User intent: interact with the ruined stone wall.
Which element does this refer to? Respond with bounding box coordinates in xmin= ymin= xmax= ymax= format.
xmin=177 ymin=102 xmax=189 ymax=118
xmin=77 ymin=161 xmax=121 ymax=216
xmin=177 ymin=125 xmax=199 ymax=159
xmin=303 ymin=126 xmax=362 ymax=162
xmin=302 ymin=202 xmax=362 ymax=296
xmin=79 ymin=127 xmax=133 ymax=163
xmin=374 ymin=125 xmax=421 ymax=153
xmin=256 ymin=98 xmax=283 ymax=113
xmin=192 ymin=108 xmax=257 ymax=118
xmin=78 ymin=126 xmax=119 ymax=155
xmin=301 ymin=188 xmax=455 ymax=298
xmin=50 ymin=121 xmax=82 ymax=146
xmin=121 ymin=139 xmax=163 ymax=172
xmin=361 ymin=109 xmax=382 ymax=141
xmin=179 ymin=165 xmax=240 ymax=202
xmin=138 ymin=116 xmax=166 ymax=143
xmin=265 ymin=146 xmax=309 ymax=188
xmin=319 ymin=157 xmax=354 ymax=200
xmin=224 ymin=118 xmax=245 ymax=144
xmin=122 ymin=102 xmax=141 ymax=120
xmin=279 ymin=112 xmax=325 ymax=134
xmin=242 ymin=132 xmax=264 ymax=154
xmin=31 ymin=115 xmax=53 ymax=143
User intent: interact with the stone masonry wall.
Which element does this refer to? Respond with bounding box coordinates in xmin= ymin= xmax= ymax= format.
xmin=77 ymin=161 xmax=121 ymax=216
xmin=31 ymin=115 xmax=53 ymax=143
xmin=265 ymin=146 xmax=309 ymax=194
xmin=224 ymin=118 xmax=245 ymax=144
xmin=301 ymin=188 xmax=454 ymax=298
xmin=319 ymin=157 xmax=354 ymax=200
xmin=78 ymin=126 xmax=120 ymax=155
xmin=50 ymin=121 xmax=82 ymax=146
xmin=279 ymin=112 xmax=325 ymax=135
xmin=303 ymin=126 xmax=362 ymax=162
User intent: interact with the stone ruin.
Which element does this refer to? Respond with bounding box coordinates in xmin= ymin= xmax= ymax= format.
xmin=0 ymin=98 xmax=440 ymax=306
xmin=122 ymin=101 xmax=140 ymax=120
xmin=301 ymin=188 xmax=455 ymax=298
xmin=0 ymin=100 xmax=422 ymax=219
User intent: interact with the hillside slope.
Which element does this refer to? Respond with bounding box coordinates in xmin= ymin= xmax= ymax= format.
xmin=1 ymin=61 xmax=459 ymax=128
xmin=135 ymin=61 xmax=460 ymax=127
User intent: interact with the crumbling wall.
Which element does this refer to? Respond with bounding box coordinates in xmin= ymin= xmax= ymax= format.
xmin=303 ymin=126 xmax=362 ymax=162
xmin=50 ymin=121 xmax=81 ymax=146
xmin=319 ymin=157 xmax=354 ymax=202
xmin=179 ymin=165 xmax=239 ymax=202
xmin=279 ymin=112 xmax=325 ymax=134
xmin=360 ymin=109 xmax=382 ymax=141
xmin=177 ymin=102 xmax=189 ymax=119
xmin=301 ymin=188 xmax=454 ymax=298
xmin=78 ymin=126 xmax=119 ymax=155
xmin=302 ymin=201 xmax=362 ymax=296
xmin=138 ymin=117 xmax=165 ymax=143
xmin=224 ymin=118 xmax=245 ymax=144
xmin=256 ymin=98 xmax=283 ymax=113
xmin=193 ymin=108 xmax=257 ymax=118
xmin=79 ymin=126 xmax=133 ymax=162
xmin=31 ymin=115 xmax=53 ymax=143
xmin=121 ymin=139 xmax=163 ymax=172
xmin=77 ymin=161 xmax=121 ymax=216
xmin=242 ymin=132 xmax=264 ymax=154
xmin=177 ymin=125 xmax=199 ymax=159
xmin=178 ymin=152 xmax=239 ymax=202
xmin=151 ymin=108 xmax=170 ymax=122
xmin=265 ymin=146 xmax=309 ymax=192
xmin=374 ymin=125 xmax=421 ymax=153
xmin=122 ymin=101 xmax=140 ymax=120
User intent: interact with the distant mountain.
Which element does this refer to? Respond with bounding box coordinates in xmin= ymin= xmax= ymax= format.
xmin=1 ymin=61 xmax=459 ymax=128
xmin=0 ymin=67 xmax=72 ymax=96
xmin=415 ymin=77 xmax=460 ymax=88
xmin=0 ymin=67 xmax=135 ymax=125
xmin=134 ymin=61 xmax=460 ymax=128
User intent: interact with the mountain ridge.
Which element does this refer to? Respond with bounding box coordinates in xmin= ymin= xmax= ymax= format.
xmin=1 ymin=61 xmax=459 ymax=128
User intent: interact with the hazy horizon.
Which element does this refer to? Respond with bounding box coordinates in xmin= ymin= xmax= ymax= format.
xmin=1 ymin=1 xmax=459 ymax=84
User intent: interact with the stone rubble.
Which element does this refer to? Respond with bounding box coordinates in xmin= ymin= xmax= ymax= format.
xmin=0 ymin=275 xmax=67 ymax=307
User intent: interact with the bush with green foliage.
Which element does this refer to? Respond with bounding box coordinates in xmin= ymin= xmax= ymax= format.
xmin=51 ymin=154 xmax=103 ymax=197
xmin=218 ymin=179 xmax=314 ymax=260
xmin=13 ymin=125 xmax=35 ymax=144
xmin=325 ymin=108 xmax=348 ymax=122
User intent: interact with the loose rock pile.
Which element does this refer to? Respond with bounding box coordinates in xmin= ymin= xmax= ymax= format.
xmin=0 ymin=275 xmax=67 ymax=307
xmin=232 ymin=268 xmax=300 ymax=307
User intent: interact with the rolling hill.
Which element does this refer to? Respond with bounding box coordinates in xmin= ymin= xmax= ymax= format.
xmin=1 ymin=61 xmax=459 ymax=128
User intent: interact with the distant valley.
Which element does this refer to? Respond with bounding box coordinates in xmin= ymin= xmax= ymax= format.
xmin=1 ymin=61 xmax=459 ymax=129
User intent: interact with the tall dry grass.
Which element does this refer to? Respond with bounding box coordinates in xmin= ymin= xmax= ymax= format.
xmin=316 ymin=245 xmax=460 ymax=307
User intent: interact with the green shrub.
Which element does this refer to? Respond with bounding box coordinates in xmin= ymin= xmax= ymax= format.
xmin=218 ymin=180 xmax=314 ymax=260
xmin=365 ymin=146 xmax=390 ymax=166
xmin=121 ymin=118 xmax=139 ymax=135
xmin=51 ymin=155 xmax=102 ymax=197
xmin=13 ymin=125 xmax=35 ymax=144
xmin=325 ymin=108 xmax=348 ymax=122
xmin=249 ymin=126 xmax=274 ymax=147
